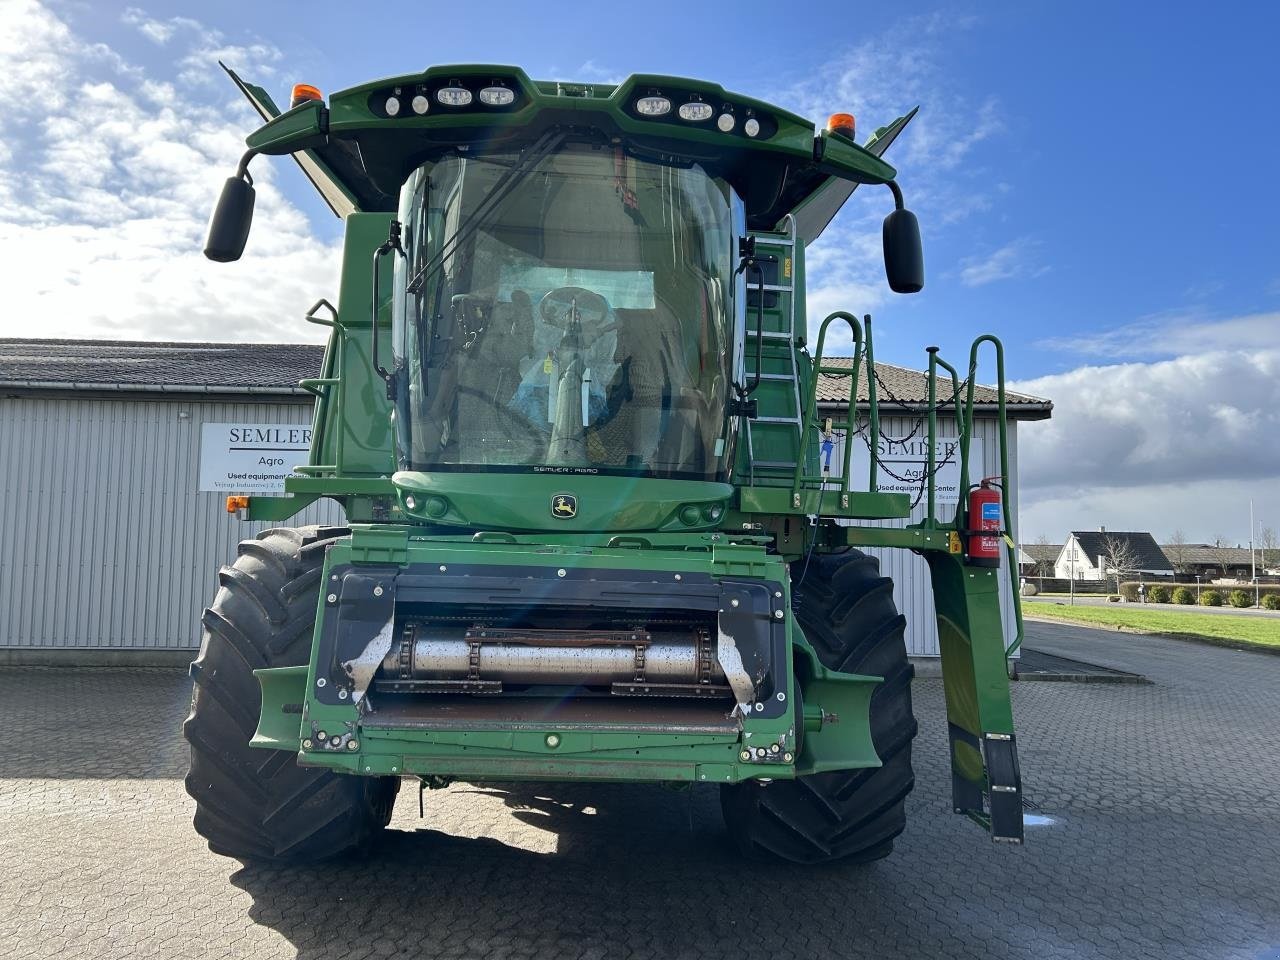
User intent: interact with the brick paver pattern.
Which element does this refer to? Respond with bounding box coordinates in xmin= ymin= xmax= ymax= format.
xmin=1 ymin=622 xmax=1277 ymax=959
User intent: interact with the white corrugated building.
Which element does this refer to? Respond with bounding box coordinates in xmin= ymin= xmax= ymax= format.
xmin=0 ymin=339 xmax=344 ymax=662
xmin=0 ymin=340 xmax=1050 ymax=663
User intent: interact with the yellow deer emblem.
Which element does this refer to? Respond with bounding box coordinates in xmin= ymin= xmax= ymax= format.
xmin=551 ymin=494 xmax=578 ymax=518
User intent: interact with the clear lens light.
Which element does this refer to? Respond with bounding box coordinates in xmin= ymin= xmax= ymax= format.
xmin=479 ymin=86 xmax=515 ymax=106
xmin=678 ymin=102 xmax=713 ymax=122
xmin=411 ymin=94 xmax=429 ymax=115
xmin=716 ymin=112 xmax=735 ymax=132
xmin=404 ymin=495 xmax=417 ymax=511
xmin=744 ymin=117 xmax=761 ymax=137
xmin=437 ymin=86 xmax=473 ymax=106
xmin=635 ymin=96 xmax=672 ymax=116
xmin=384 ymin=96 xmax=401 ymax=116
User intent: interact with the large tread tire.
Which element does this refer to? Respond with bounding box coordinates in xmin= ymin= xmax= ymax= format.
xmin=183 ymin=526 xmax=399 ymax=862
xmin=721 ymin=550 xmax=917 ymax=864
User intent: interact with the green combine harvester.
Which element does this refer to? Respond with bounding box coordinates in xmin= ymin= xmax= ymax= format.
xmin=186 ymin=64 xmax=1025 ymax=864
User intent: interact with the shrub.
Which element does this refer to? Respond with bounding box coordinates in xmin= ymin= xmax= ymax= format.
xmin=1107 ymin=594 xmax=1121 ymax=603
xmin=1171 ymin=587 xmax=1195 ymax=605
xmin=1147 ymin=584 xmax=1170 ymax=603
xmin=1228 ymin=589 xmax=1253 ymax=608
xmin=1263 ymin=594 xmax=1280 ymax=611
xmin=1119 ymin=582 xmax=1140 ymax=602
xmin=1200 ymin=590 xmax=1223 ymax=607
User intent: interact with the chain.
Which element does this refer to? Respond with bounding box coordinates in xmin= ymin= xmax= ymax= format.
xmin=827 ymin=361 xmax=968 ymax=511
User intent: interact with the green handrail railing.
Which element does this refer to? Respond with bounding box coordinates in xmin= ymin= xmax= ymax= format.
xmin=793 ymin=311 xmax=865 ymax=508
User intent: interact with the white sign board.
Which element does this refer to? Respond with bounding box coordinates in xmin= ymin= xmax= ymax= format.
xmin=841 ymin=435 xmax=983 ymax=503
xmin=199 ymin=423 xmax=313 ymax=493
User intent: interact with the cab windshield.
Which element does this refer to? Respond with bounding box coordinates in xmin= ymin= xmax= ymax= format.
xmin=391 ymin=141 xmax=737 ymax=481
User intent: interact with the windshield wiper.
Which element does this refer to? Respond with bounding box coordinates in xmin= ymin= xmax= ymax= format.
xmin=406 ymin=129 xmax=566 ymax=297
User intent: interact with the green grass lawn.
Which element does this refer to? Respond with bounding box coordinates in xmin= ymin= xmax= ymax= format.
xmin=1023 ymin=603 xmax=1280 ymax=651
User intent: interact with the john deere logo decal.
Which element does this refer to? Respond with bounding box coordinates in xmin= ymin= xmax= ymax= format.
xmin=552 ymin=494 xmax=577 ymax=519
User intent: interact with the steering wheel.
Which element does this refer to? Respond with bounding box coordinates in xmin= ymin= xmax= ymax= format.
xmin=539 ymin=286 xmax=610 ymax=329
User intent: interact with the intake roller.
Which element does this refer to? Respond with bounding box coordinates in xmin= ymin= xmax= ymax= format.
xmin=380 ymin=626 xmax=723 ymax=687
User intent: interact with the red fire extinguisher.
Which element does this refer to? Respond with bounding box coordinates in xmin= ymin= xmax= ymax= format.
xmin=966 ymin=478 xmax=1003 ymax=567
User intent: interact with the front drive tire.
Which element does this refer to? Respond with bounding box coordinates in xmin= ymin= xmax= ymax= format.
xmin=720 ymin=550 xmax=917 ymax=864
xmin=183 ymin=526 xmax=399 ymax=862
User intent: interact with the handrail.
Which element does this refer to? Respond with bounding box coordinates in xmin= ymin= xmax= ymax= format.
xmin=963 ymin=335 xmax=1024 ymax=656
xmin=794 ymin=311 xmax=864 ymax=508
xmin=863 ymin=314 xmax=879 ymax=493
xmin=302 ymin=299 xmax=347 ymax=477
xmin=924 ymin=348 xmax=964 ymax=527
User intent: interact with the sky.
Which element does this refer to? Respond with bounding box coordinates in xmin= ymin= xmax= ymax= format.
xmin=0 ymin=0 xmax=1277 ymax=544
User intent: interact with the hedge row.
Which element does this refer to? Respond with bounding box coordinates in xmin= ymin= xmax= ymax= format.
xmin=1120 ymin=581 xmax=1280 ymax=608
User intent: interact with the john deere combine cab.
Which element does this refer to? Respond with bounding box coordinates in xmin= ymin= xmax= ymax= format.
xmin=185 ymin=64 xmax=1025 ymax=864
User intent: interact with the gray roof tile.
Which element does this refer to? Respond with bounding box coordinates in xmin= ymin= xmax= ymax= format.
xmin=0 ymin=339 xmax=323 ymax=392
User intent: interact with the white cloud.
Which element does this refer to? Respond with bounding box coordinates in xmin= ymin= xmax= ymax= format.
xmin=1040 ymin=309 xmax=1280 ymax=360
xmin=957 ymin=237 xmax=1042 ymax=287
xmin=1012 ymin=342 xmax=1280 ymax=541
xmin=769 ymin=14 xmax=1010 ymax=343
xmin=0 ymin=1 xmax=335 ymax=344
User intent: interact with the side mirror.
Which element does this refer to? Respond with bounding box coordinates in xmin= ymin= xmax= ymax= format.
xmin=204 ymin=177 xmax=255 ymax=262
xmin=883 ymin=207 xmax=924 ymax=294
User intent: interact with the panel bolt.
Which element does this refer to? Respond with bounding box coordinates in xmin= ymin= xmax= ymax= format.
xmin=545 ymin=733 xmax=561 ymax=748
xmin=439 ymin=565 xmax=447 ymax=572
xmin=674 ymin=574 xmax=682 ymax=581
xmin=302 ymin=739 xmax=313 ymax=749
xmin=730 ymin=598 xmax=739 ymax=607
xmin=769 ymin=743 xmax=781 ymax=754
xmin=783 ymin=753 xmax=793 ymax=763
xmin=774 ymin=591 xmax=782 ymax=598
xmin=776 ymin=691 xmax=786 ymax=701
xmin=557 ymin=568 xmax=567 ymax=578
xmin=740 ymin=750 xmax=752 ymax=762
xmin=338 ymin=689 xmax=348 ymax=700
xmin=773 ymin=609 xmax=784 ymax=620
xmin=327 ymin=594 xmax=337 ymax=604
xmin=753 ymin=702 xmax=764 ymax=712
xmin=347 ymin=739 xmax=359 ymax=751
xmin=373 ymin=585 xmax=383 ymax=597
xmin=316 ymin=731 xmax=327 ymax=741
xmin=316 ymin=678 xmax=327 ymax=688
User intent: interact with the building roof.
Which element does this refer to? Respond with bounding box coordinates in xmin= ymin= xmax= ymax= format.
xmin=0 ymin=339 xmax=322 ymax=396
xmin=1068 ymin=531 xmax=1174 ymax=572
xmin=815 ymin=358 xmax=1052 ymax=421
xmin=1160 ymin=544 xmax=1256 ymax=567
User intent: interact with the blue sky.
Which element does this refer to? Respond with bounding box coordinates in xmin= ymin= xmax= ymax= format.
xmin=1 ymin=0 xmax=1277 ymax=542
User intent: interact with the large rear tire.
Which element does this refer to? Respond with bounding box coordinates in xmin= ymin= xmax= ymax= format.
xmin=183 ymin=526 xmax=399 ymax=862
xmin=720 ymin=550 xmax=917 ymax=863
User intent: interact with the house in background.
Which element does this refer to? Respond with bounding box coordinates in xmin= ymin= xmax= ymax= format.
xmin=1054 ymin=530 xmax=1174 ymax=581
xmin=1160 ymin=543 xmax=1260 ymax=582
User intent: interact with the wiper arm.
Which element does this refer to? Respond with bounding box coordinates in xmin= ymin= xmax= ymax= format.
xmin=407 ymin=129 xmax=566 ymax=296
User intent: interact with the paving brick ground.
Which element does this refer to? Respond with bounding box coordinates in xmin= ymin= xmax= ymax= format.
xmin=1 ymin=622 xmax=1277 ymax=959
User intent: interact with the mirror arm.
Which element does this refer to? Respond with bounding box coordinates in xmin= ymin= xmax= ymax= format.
xmin=234 ymin=150 xmax=257 ymax=184
xmin=886 ymin=179 xmax=905 ymax=210
xmin=371 ymin=220 xmax=405 ymax=398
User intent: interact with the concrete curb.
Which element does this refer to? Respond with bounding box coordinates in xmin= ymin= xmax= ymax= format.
xmin=0 ymin=648 xmax=194 ymax=668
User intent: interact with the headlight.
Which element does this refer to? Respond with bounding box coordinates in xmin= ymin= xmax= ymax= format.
xmin=411 ymin=94 xmax=429 ymax=115
xmin=716 ymin=112 xmax=735 ymax=132
xmin=436 ymin=86 xmax=473 ymax=107
xmin=479 ymin=85 xmax=515 ymax=106
xmin=678 ymin=101 xmax=713 ymax=122
xmin=635 ymin=95 xmax=672 ymax=116
xmin=744 ymin=117 xmax=760 ymax=137
xmin=384 ymin=96 xmax=401 ymax=117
